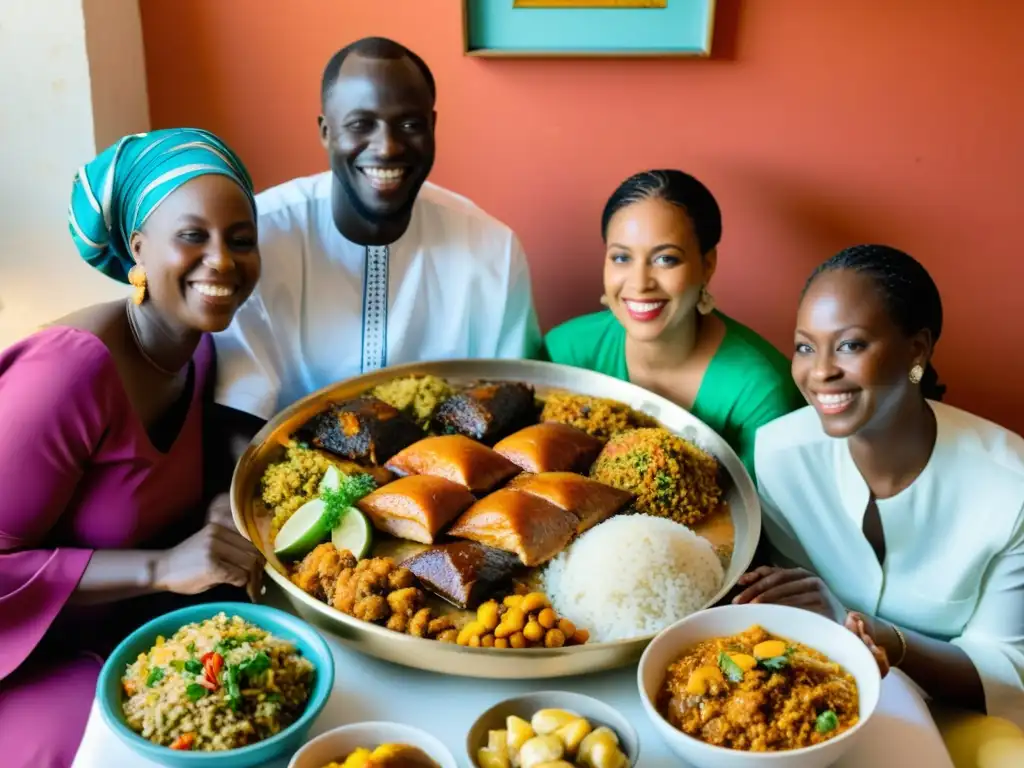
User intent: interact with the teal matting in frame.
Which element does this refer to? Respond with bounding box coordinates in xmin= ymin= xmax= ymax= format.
xmin=462 ymin=0 xmax=715 ymax=57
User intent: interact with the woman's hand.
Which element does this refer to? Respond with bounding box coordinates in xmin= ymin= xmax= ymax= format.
xmin=732 ymin=566 xmax=847 ymax=623
xmin=154 ymin=494 xmax=264 ymax=600
xmin=846 ymin=612 xmax=891 ymax=678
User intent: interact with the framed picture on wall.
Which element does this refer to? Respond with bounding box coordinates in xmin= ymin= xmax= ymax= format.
xmin=462 ymin=0 xmax=715 ymax=57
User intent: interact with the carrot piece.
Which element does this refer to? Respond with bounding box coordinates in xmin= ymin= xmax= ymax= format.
xmin=170 ymin=733 xmax=195 ymax=750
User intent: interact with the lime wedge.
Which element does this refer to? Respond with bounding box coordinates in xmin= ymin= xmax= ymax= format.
xmin=319 ymin=465 xmax=342 ymax=493
xmin=273 ymin=497 xmax=334 ymax=559
xmin=331 ymin=506 xmax=373 ymax=560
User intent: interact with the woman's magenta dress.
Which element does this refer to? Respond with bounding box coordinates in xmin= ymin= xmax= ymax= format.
xmin=0 ymin=326 xmax=214 ymax=768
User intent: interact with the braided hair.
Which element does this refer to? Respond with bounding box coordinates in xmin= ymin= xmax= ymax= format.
xmin=804 ymin=244 xmax=946 ymax=401
xmin=600 ymin=170 xmax=722 ymax=256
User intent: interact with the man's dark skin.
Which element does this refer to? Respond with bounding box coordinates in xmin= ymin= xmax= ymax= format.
xmin=319 ymin=51 xmax=436 ymax=245
xmin=213 ymin=43 xmax=440 ymax=481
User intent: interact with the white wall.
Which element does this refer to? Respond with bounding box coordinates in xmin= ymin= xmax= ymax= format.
xmin=0 ymin=0 xmax=149 ymax=348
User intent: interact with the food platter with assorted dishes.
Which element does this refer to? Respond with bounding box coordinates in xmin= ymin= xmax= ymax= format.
xmin=230 ymin=359 xmax=761 ymax=678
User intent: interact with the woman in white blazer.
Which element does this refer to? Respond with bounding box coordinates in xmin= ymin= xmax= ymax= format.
xmin=734 ymin=244 xmax=1024 ymax=726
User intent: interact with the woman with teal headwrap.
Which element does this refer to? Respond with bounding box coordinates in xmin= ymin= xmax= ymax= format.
xmin=0 ymin=128 xmax=263 ymax=767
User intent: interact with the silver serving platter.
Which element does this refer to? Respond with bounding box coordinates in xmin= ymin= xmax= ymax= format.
xmin=231 ymin=359 xmax=760 ymax=679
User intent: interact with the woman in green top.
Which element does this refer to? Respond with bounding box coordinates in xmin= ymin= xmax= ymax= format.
xmin=545 ymin=170 xmax=803 ymax=479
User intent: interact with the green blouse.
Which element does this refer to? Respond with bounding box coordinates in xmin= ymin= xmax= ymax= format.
xmin=543 ymin=310 xmax=804 ymax=480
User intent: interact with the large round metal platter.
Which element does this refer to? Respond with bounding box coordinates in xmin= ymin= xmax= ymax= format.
xmin=231 ymin=359 xmax=761 ymax=679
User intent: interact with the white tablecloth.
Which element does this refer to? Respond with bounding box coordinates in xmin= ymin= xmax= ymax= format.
xmin=72 ymin=593 xmax=954 ymax=768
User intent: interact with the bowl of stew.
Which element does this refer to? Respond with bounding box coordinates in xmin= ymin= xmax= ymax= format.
xmin=637 ymin=604 xmax=881 ymax=768
xmin=287 ymin=722 xmax=457 ymax=768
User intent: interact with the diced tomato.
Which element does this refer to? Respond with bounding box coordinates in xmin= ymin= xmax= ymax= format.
xmin=201 ymin=652 xmax=224 ymax=688
xmin=170 ymin=733 xmax=196 ymax=751
xmin=197 ymin=675 xmax=218 ymax=691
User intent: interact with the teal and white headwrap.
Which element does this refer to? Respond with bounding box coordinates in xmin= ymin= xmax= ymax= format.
xmin=68 ymin=127 xmax=255 ymax=284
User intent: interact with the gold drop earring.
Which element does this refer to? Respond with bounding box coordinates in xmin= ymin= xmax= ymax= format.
xmin=128 ymin=264 xmax=147 ymax=305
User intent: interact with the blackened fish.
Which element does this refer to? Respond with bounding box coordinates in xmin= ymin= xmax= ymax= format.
xmin=295 ymin=396 xmax=423 ymax=466
xmin=405 ymin=540 xmax=522 ymax=610
xmin=432 ymin=381 xmax=538 ymax=445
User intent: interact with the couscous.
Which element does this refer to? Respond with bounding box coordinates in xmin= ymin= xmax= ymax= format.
xmin=589 ymin=427 xmax=721 ymax=525
xmin=370 ymin=374 xmax=454 ymax=427
xmin=540 ymin=392 xmax=655 ymax=440
xmin=261 ymin=442 xmax=335 ymax=532
xmin=121 ymin=613 xmax=315 ymax=752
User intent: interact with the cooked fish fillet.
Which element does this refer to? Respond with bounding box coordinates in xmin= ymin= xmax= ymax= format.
xmin=447 ymin=489 xmax=577 ymax=567
xmin=357 ymin=475 xmax=476 ymax=545
xmin=494 ymin=422 xmax=603 ymax=474
xmin=432 ymin=381 xmax=537 ymax=445
xmin=507 ymin=472 xmax=634 ymax=533
xmin=384 ymin=435 xmax=521 ymax=494
xmin=405 ymin=540 xmax=522 ymax=609
xmin=295 ymin=396 xmax=423 ymax=465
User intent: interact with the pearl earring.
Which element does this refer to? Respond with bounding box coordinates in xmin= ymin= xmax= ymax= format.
xmin=909 ymin=364 xmax=924 ymax=384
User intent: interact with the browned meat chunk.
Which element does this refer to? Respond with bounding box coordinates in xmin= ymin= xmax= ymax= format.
xmin=357 ymin=475 xmax=476 ymax=544
xmin=385 ymin=435 xmax=521 ymax=494
xmin=405 ymin=540 xmax=523 ymax=609
xmin=432 ymin=382 xmax=538 ymax=445
xmin=494 ymin=422 xmax=603 ymax=474
xmin=447 ymin=489 xmax=578 ymax=567
xmin=294 ymin=396 xmax=423 ymax=465
xmin=506 ymin=472 xmax=634 ymax=533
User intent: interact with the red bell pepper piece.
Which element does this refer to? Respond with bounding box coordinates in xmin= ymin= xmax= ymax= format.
xmin=170 ymin=733 xmax=196 ymax=750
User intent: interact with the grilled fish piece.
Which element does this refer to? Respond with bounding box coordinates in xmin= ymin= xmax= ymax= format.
xmin=357 ymin=475 xmax=476 ymax=545
xmin=432 ymin=381 xmax=538 ymax=445
xmin=494 ymin=422 xmax=603 ymax=474
xmin=507 ymin=472 xmax=634 ymax=534
xmin=294 ymin=396 xmax=423 ymax=466
xmin=405 ymin=540 xmax=523 ymax=609
xmin=447 ymin=488 xmax=577 ymax=567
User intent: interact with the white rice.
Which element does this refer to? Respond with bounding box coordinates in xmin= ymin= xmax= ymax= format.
xmin=540 ymin=515 xmax=724 ymax=642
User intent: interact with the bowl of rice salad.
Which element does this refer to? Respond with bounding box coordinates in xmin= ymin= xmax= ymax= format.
xmin=98 ymin=602 xmax=334 ymax=767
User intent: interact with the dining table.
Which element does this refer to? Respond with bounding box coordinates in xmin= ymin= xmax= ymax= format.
xmin=72 ymin=584 xmax=955 ymax=768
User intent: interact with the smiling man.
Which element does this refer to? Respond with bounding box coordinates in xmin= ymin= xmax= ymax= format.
xmin=214 ymin=37 xmax=542 ymax=422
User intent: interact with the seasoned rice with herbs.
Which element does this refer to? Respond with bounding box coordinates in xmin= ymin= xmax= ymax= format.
xmin=121 ymin=612 xmax=315 ymax=752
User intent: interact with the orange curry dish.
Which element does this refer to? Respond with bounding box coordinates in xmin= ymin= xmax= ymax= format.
xmin=657 ymin=625 xmax=859 ymax=752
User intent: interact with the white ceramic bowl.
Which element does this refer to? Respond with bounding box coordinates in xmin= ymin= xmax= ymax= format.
xmin=288 ymin=722 xmax=458 ymax=768
xmin=637 ymin=604 xmax=881 ymax=768
xmin=466 ymin=691 xmax=640 ymax=768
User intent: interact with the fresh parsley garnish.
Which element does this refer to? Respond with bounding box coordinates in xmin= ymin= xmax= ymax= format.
xmin=321 ymin=472 xmax=377 ymax=529
xmin=185 ymin=683 xmax=207 ymax=702
xmin=758 ymin=645 xmax=795 ymax=672
xmin=718 ymin=651 xmax=745 ymax=683
xmin=239 ymin=652 xmax=271 ymax=679
xmin=170 ymin=660 xmax=186 ymax=672
xmin=146 ymin=667 xmax=164 ymax=687
xmin=225 ymin=665 xmax=242 ymax=711
xmin=186 ymin=642 xmax=196 ymax=654
xmin=184 ymin=659 xmax=204 ymax=675
xmin=815 ymin=710 xmax=839 ymax=734
xmin=215 ymin=637 xmax=242 ymax=655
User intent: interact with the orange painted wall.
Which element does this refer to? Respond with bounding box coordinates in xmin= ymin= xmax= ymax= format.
xmin=140 ymin=0 xmax=1024 ymax=433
